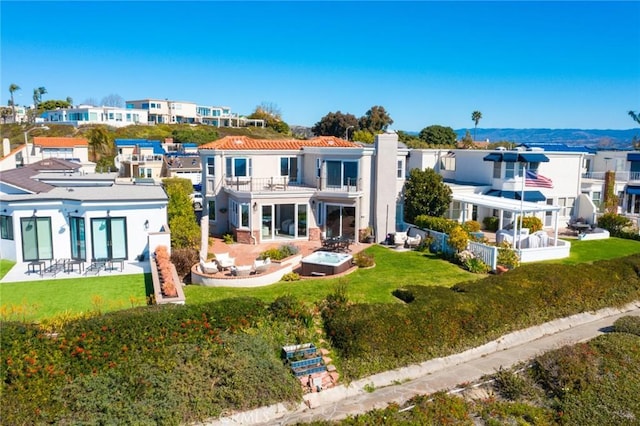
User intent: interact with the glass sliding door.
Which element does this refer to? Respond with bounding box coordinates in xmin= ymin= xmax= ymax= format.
xmin=70 ymin=217 xmax=86 ymax=260
xmin=325 ymin=204 xmax=356 ymax=240
xmin=261 ymin=205 xmax=273 ymax=239
xmin=91 ymin=217 xmax=128 ymax=260
xmin=21 ymin=217 xmax=53 ymax=261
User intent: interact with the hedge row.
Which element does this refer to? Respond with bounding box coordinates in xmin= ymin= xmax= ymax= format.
xmin=323 ymin=254 xmax=640 ymax=379
xmin=1 ymin=297 xmax=303 ymax=425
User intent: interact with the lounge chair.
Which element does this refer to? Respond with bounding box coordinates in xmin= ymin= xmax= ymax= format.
xmin=215 ymin=252 xmax=235 ymax=270
xmin=394 ymin=232 xmax=408 ymax=248
xmin=253 ymin=257 xmax=271 ymax=274
xmin=200 ymin=257 xmax=218 ymax=274
xmin=406 ymin=233 xmax=422 ymax=248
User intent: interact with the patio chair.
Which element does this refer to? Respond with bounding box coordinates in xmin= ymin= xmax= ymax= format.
xmin=406 ymin=233 xmax=422 ymax=248
xmin=394 ymin=232 xmax=408 ymax=248
xmin=253 ymin=257 xmax=271 ymax=274
xmin=199 ymin=257 xmax=219 ymax=274
xmin=214 ymin=252 xmax=235 ymax=270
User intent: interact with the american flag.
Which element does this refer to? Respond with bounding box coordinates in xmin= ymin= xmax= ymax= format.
xmin=526 ymin=170 xmax=553 ymax=188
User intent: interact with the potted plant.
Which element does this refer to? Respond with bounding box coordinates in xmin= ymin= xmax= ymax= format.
xmin=361 ymin=226 xmax=375 ymax=243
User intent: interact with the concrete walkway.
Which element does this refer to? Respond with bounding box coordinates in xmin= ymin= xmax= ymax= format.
xmin=209 ymin=301 xmax=640 ymax=425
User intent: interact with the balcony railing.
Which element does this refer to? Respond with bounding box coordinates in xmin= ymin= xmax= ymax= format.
xmin=221 ymin=176 xmax=362 ymax=193
xmin=119 ymin=154 xmax=164 ymax=163
xmin=582 ymin=171 xmax=640 ymax=181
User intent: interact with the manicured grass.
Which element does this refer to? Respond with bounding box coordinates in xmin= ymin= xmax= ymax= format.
xmin=0 ymin=274 xmax=150 ymax=322
xmin=552 ymin=237 xmax=640 ymax=265
xmin=2 ymin=237 xmax=639 ymax=322
xmin=184 ymin=245 xmax=479 ymax=306
xmin=0 ymin=259 xmax=15 ymax=280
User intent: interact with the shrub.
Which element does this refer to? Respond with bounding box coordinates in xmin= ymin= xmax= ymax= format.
xmin=462 ymin=220 xmax=481 ymax=232
xmin=281 ymin=272 xmax=300 ymax=281
xmin=413 ymin=215 xmax=458 ymax=234
xmin=597 ymin=213 xmax=634 ymax=236
xmin=494 ymin=368 xmax=528 ymax=400
xmin=497 ymin=241 xmax=520 ymax=269
xmin=613 ymin=315 xmax=640 ymax=336
xmin=170 ymin=247 xmax=199 ymax=282
xmin=483 ymin=216 xmax=500 ymax=232
xmin=353 ymin=251 xmax=375 ymax=268
xmin=269 ymin=294 xmax=311 ymax=326
xmin=448 ymin=225 xmax=469 ymax=253
xmin=392 ymin=288 xmax=415 ymax=303
xmin=223 ymin=233 xmax=234 ymax=244
xmin=519 ymin=216 xmax=543 ymax=233
xmin=456 ymin=250 xmax=490 ymax=274
xmin=259 ymin=244 xmax=299 ymax=261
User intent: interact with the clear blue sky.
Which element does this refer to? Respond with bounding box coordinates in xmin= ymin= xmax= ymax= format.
xmin=2 ymin=1 xmax=639 ymax=131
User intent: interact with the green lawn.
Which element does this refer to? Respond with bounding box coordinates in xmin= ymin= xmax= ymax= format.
xmin=184 ymin=245 xmax=479 ymax=306
xmin=1 ymin=237 xmax=639 ymax=322
xmin=0 ymin=273 xmax=151 ymax=322
xmin=551 ymin=237 xmax=640 ymax=264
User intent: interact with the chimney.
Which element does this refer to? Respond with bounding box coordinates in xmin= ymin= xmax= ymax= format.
xmin=2 ymin=138 xmax=10 ymax=157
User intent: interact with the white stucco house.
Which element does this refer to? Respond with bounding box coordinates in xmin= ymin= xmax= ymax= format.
xmin=0 ymin=159 xmax=169 ymax=268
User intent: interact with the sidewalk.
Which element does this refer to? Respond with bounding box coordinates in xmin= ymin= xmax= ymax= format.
xmin=210 ymin=301 xmax=640 ymax=425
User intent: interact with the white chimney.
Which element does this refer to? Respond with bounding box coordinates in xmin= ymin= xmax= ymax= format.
xmin=2 ymin=138 xmax=10 ymax=157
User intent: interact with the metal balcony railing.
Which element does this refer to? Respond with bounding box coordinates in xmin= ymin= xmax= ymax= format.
xmin=582 ymin=171 xmax=640 ymax=181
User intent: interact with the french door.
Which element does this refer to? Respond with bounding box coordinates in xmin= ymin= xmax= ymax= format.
xmin=91 ymin=217 xmax=127 ymax=260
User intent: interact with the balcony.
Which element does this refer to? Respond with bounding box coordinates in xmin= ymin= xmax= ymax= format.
xmin=582 ymin=171 xmax=640 ymax=182
xmin=220 ymin=176 xmax=362 ymax=195
xmin=119 ymin=154 xmax=164 ymax=164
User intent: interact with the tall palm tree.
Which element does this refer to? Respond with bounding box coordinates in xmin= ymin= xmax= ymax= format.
xmin=629 ymin=110 xmax=640 ymax=125
xmin=31 ymin=86 xmax=47 ymax=122
xmin=471 ymin=110 xmax=482 ymax=141
xmin=8 ymin=83 xmax=20 ymax=122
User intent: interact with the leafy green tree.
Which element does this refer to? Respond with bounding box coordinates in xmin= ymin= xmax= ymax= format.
xmin=418 ymin=125 xmax=457 ymax=147
xmin=397 ymin=130 xmax=424 ymax=148
xmin=8 ymin=83 xmax=20 ymax=122
xmin=87 ymin=126 xmax=113 ymax=162
xmin=461 ymin=130 xmax=474 ymax=148
xmin=471 ymin=110 xmax=482 ymax=140
xmin=163 ymin=177 xmax=200 ymax=249
xmin=248 ymin=102 xmax=290 ymax=134
xmin=351 ymin=129 xmax=374 ymax=143
xmin=31 ymin=86 xmax=47 ymax=122
xmin=359 ymin=105 xmax=393 ymax=133
xmin=403 ymin=168 xmax=452 ymax=223
xmin=0 ymin=106 xmax=12 ymax=124
xmin=39 ymin=99 xmax=72 ymax=111
xmin=311 ymin=111 xmax=359 ymax=137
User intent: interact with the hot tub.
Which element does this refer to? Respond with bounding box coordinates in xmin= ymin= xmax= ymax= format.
xmin=301 ymin=251 xmax=353 ymax=276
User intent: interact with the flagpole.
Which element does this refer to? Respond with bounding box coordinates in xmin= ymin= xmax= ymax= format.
xmin=519 ymin=163 xmax=526 ymax=249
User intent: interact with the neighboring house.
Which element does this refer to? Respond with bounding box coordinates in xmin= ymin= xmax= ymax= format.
xmin=0 ymin=159 xmax=168 ymax=264
xmin=582 ymin=149 xmax=640 ymax=217
xmin=196 ymin=104 xmax=265 ymax=127
xmin=2 ymin=105 xmax=28 ymax=124
xmin=125 ymin=99 xmax=197 ymax=125
xmin=197 ymin=132 xmax=408 ymax=245
xmin=115 ymin=139 xmax=166 ymax=181
xmin=0 ymin=139 xmax=28 ymax=171
xmin=31 ymin=137 xmax=95 ymax=173
xmin=40 ymin=105 xmax=148 ymax=128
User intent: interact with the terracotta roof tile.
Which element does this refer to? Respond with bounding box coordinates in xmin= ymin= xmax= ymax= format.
xmin=33 ymin=137 xmax=88 ymax=147
xmin=199 ymin=136 xmax=359 ymax=151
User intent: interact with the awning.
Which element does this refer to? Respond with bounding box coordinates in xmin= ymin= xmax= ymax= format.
xmin=482 ymin=152 xmax=550 ymax=163
xmin=518 ymin=153 xmax=550 ymax=163
xmin=486 ymin=189 xmax=546 ymax=202
xmin=483 ymin=153 xmax=502 ymax=162
xmin=627 ymin=153 xmax=640 ymax=162
xmin=626 ymin=186 xmax=640 ymax=195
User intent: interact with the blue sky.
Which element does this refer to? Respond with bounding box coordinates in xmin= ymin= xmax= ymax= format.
xmin=2 ymin=1 xmax=639 ymax=131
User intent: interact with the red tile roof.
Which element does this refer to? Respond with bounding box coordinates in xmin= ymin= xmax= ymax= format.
xmin=33 ymin=137 xmax=88 ymax=147
xmin=199 ymin=136 xmax=360 ymax=150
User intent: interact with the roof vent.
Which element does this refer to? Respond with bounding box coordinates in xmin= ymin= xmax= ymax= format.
xmin=234 ymin=139 xmax=243 ymax=145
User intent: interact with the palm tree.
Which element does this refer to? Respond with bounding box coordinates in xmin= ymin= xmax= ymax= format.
xmin=31 ymin=86 xmax=47 ymax=122
xmin=8 ymin=83 xmax=20 ymax=122
xmin=87 ymin=126 xmax=113 ymax=162
xmin=471 ymin=111 xmax=482 ymax=141
xmin=629 ymin=110 xmax=640 ymax=125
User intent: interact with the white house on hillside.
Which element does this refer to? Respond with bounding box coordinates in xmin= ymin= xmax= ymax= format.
xmin=41 ymin=105 xmax=148 ymax=128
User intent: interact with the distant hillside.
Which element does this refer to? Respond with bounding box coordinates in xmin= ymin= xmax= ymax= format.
xmin=453 ymin=128 xmax=640 ymax=149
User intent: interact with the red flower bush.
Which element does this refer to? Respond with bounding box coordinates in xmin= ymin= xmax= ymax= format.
xmin=154 ymin=246 xmax=177 ymax=297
